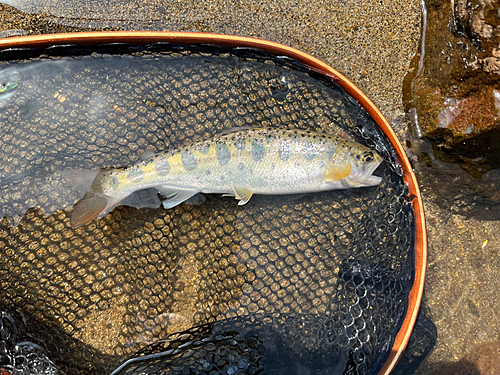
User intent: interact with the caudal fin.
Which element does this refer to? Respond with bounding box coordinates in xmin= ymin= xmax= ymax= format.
xmin=62 ymin=169 xmax=100 ymax=194
xmin=71 ymin=191 xmax=109 ymax=227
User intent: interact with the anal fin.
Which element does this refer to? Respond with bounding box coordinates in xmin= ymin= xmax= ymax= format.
xmin=233 ymin=186 xmax=253 ymax=205
xmin=184 ymin=193 xmax=206 ymax=206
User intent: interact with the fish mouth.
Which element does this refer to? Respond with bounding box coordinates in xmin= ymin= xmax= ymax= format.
xmin=367 ymin=157 xmax=383 ymax=178
xmin=359 ymin=174 xmax=382 ymax=186
xmin=364 ymin=157 xmax=383 ymax=186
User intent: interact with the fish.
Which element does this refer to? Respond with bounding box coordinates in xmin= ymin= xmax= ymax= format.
xmin=70 ymin=128 xmax=383 ymax=227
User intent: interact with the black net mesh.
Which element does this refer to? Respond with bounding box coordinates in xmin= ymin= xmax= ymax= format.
xmin=0 ymin=43 xmax=421 ymax=375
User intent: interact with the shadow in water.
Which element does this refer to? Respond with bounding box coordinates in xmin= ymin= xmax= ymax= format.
xmin=0 ymin=304 xmax=117 ymax=374
xmin=419 ymin=340 xmax=500 ymax=375
xmin=404 ymin=136 xmax=500 ymax=221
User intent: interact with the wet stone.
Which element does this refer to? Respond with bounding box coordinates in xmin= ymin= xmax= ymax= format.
xmin=403 ymin=0 xmax=500 ymax=178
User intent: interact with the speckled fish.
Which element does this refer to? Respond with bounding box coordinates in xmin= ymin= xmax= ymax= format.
xmin=70 ymin=128 xmax=383 ymax=227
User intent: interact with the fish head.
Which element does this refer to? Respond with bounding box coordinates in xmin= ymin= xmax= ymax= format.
xmin=344 ymin=146 xmax=383 ymax=187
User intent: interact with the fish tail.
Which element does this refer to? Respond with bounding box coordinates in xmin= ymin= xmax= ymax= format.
xmin=62 ymin=169 xmax=100 ymax=193
xmin=66 ymin=168 xmax=121 ymax=227
xmin=71 ymin=191 xmax=110 ymax=227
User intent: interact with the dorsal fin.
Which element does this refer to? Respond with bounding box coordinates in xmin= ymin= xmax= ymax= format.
xmin=219 ymin=126 xmax=257 ymax=136
xmin=140 ymin=150 xmax=155 ymax=161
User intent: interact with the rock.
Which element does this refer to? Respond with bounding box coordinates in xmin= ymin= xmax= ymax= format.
xmin=403 ymin=0 xmax=500 ymax=178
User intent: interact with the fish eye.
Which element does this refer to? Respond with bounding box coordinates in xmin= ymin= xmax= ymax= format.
xmin=362 ymin=151 xmax=375 ymax=163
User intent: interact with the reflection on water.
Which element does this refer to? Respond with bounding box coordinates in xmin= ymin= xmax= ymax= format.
xmin=0 ymin=47 xmax=414 ymax=374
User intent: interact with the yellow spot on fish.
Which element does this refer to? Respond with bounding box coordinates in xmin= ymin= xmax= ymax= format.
xmin=114 ymin=105 xmax=122 ymax=112
xmin=482 ymin=240 xmax=488 ymax=249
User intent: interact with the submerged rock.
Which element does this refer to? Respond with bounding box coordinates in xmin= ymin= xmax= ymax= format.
xmin=403 ymin=0 xmax=500 ymax=178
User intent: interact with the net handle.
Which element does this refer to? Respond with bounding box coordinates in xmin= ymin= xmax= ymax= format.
xmin=0 ymin=31 xmax=427 ymax=375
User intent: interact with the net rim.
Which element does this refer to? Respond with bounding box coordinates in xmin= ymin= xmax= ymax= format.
xmin=0 ymin=31 xmax=427 ymax=375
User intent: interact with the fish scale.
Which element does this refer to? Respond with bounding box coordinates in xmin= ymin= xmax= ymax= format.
xmin=70 ymin=128 xmax=383 ymax=227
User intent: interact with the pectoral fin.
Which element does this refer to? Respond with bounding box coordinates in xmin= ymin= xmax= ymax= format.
xmin=324 ymin=163 xmax=352 ymax=183
xmin=156 ymin=186 xmax=181 ymax=198
xmin=156 ymin=186 xmax=200 ymax=209
xmin=233 ymin=186 xmax=254 ymax=205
